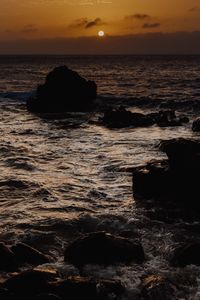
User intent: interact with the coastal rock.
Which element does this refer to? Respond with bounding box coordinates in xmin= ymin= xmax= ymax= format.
xmin=64 ymin=231 xmax=145 ymax=267
xmin=132 ymin=139 xmax=200 ymax=206
xmin=100 ymin=107 xmax=189 ymax=129
xmin=4 ymin=269 xmax=57 ymax=298
xmin=11 ymin=242 xmax=53 ymax=266
xmin=27 ymin=66 xmax=97 ymax=113
xmin=141 ymin=275 xmax=177 ymax=300
xmin=170 ymin=242 xmax=200 ymax=267
xmin=49 ymin=276 xmax=124 ymax=300
xmin=192 ymin=117 xmax=200 ymax=132
xmin=0 ymin=242 xmax=18 ymax=271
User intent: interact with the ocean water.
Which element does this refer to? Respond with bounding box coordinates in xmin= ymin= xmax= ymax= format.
xmin=0 ymin=55 xmax=200 ymax=299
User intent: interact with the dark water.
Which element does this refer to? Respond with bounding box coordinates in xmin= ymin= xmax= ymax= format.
xmin=0 ymin=55 xmax=200 ymax=299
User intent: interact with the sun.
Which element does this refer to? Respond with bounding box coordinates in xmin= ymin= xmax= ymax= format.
xmin=98 ymin=30 xmax=105 ymax=37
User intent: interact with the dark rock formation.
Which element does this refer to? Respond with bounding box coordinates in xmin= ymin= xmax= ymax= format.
xmin=132 ymin=138 xmax=200 ymax=206
xmin=192 ymin=117 xmax=200 ymax=132
xmin=11 ymin=242 xmax=53 ymax=266
xmin=141 ymin=275 xmax=177 ymax=300
xmin=34 ymin=294 xmax=62 ymax=300
xmin=170 ymin=242 xmax=200 ymax=267
xmin=100 ymin=107 xmax=189 ymax=129
xmin=27 ymin=66 xmax=97 ymax=113
xmin=49 ymin=276 xmax=124 ymax=300
xmin=0 ymin=242 xmax=18 ymax=272
xmin=64 ymin=231 xmax=145 ymax=267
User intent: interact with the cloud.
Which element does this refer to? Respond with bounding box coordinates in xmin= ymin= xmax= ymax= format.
xmin=69 ymin=17 xmax=104 ymax=29
xmin=189 ymin=6 xmax=200 ymax=12
xmin=143 ymin=23 xmax=160 ymax=29
xmin=1 ymin=31 xmax=200 ymax=55
xmin=125 ymin=14 xmax=150 ymax=20
xmin=21 ymin=24 xmax=38 ymax=33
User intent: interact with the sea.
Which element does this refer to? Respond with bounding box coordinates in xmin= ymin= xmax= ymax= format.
xmin=0 ymin=55 xmax=200 ymax=299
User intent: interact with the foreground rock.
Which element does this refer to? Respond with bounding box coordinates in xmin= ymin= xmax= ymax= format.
xmin=27 ymin=66 xmax=97 ymax=113
xmin=11 ymin=242 xmax=53 ymax=266
xmin=170 ymin=242 xmax=200 ymax=267
xmin=0 ymin=242 xmax=18 ymax=272
xmin=132 ymin=138 xmax=200 ymax=206
xmin=3 ymin=270 xmax=124 ymax=300
xmin=100 ymin=107 xmax=189 ymax=128
xmin=64 ymin=231 xmax=145 ymax=267
xmin=192 ymin=117 xmax=200 ymax=132
xmin=141 ymin=275 xmax=177 ymax=300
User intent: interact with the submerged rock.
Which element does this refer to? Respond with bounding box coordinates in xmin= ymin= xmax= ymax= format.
xmin=132 ymin=138 xmax=200 ymax=206
xmin=11 ymin=242 xmax=53 ymax=266
xmin=0 ymin=242 xmax=18 ymax=272
xmin=27 ymin=66 xmax=97 ymax=113
xmin=192 ymin=117 xmax=200 ymax=132
xmin=170 ymin=242 xmax=200 ymax=267
xmin=64 ymin=231 xmax=145 ymax=267
xmin=141 ymin=275 xmax=177 ymax=300
xmin=100 ymin=107 xmax=189 ymax=129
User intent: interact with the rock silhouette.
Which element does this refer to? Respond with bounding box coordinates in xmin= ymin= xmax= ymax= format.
xmin=27 ymin=66 xmax=97 ymax=113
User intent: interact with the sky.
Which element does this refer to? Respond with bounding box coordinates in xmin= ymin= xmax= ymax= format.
xmin=1 ymin=0 xmax=200 ymax=54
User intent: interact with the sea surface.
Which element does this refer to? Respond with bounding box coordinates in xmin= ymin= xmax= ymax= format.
xmin=0 ymin=55 xmax=200 ymax=299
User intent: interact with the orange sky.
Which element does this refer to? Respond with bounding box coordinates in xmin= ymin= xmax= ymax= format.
xmin=1 ymin=0 xmax=200 ymax=53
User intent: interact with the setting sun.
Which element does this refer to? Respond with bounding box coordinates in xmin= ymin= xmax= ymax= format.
xmin=98 ymin=31 xmax=105 ymax=37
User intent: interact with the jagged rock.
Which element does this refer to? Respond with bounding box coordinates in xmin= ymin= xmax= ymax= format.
xmin=11 ymin=242 xmax=53 ymax=266
xmin=192 ymin=117 xmax=200 ymax=132
xmin=49 ymin=276 xmax=124 ymax=300
xmin=64 ymin=231 xmax=145 ymax=267
xmin=170 ymin=242 xmax=200 ymax=267
xmin=27 ymin=66 xmax=97 ymax=113
xmin=0 ymin=242 xmax=18 ymax=272
xmin=141 ymin=275 xmax=177 ymax=300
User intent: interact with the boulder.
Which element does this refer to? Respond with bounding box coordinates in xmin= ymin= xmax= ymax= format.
xmin=64 ymin=231 xmax=145 ymax=267
xmin=27 ymin=66 xmax=97 ymax=113
xmin=141 ymin=275 xmax=177 ymax=300
xmin=49 ymin=276 xmax=124 ymax=300
xmin=0 ymin=242 xmax=18 ymax=272
xmin=170 ymin=242 xmax=200 ymax=267
xmin=11 ymin=242 xmax=53 ymax=266
xmin=192 ymin=117 xmax=200 ymax=132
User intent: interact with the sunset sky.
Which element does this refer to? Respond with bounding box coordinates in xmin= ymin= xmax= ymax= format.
xmin=1 ymin=0 xmax=200 ymax=54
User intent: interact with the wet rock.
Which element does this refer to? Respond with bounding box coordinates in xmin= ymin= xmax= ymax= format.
xmin=27 ymin=66 xmax=97 ymax=113
xmin=4 ymin=269 xmax=57 ymax=298
xmin=192 ymin=117 xmax=200 ymax=132
xmin=133 ymin=139 xmax=200 ymax=206
xmin=64 ymin=231 xmax=145 ymax=267
xmin=170 ymin=242 xmax=200 ymax=267
xmin=0 ymin=243 xmax=18 ymax=272
xmin=49 ymin=276 xmax=124 ymax=300
xmin=11 ymin=242 xmax=53 ymax=266
xmin=141 ymin=275 xmax=177 ymax=300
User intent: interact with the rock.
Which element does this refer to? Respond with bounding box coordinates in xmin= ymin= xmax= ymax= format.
xmin=132 ymin=139 xmax=200 ymax=206
xmin=141 ymin=275 xmax=177 ymax=300
xmin=64 ymin=231 xmax=145 ymax=267
xmin=159 ymin=138 xmax=200 ymax=170
xmin=101 ymin=106 xmax=155 ymax=128
xmin=192 ymin=117 xmax=200 ymax=132
xmin=11 ymin=242 xmax=53 ymax=266
xmin=49 ymin=276 xmax=124 ymax=300
xmin=170 ymin=242 xmax=200 ymax=267
xmin=0 ymin=243 xmax=18 ymax=272
xmin=4 ymin=269 xmax=57 ymax=298
xmin=27 ymin=66 xmax=97 ymax=113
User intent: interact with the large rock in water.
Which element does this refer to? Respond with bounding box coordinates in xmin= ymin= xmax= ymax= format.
xmin=170 ymin=242 xmax=200 ymax=267
xmin=192 ymin=117 xmax=200 ymax=132
xmin=132 ymin=138 xmax=200 ymax=206
xmin=64 ymin=232 xmax=145 ymax=267
xmin=27 ymin=66 xmax=97 ymax=113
